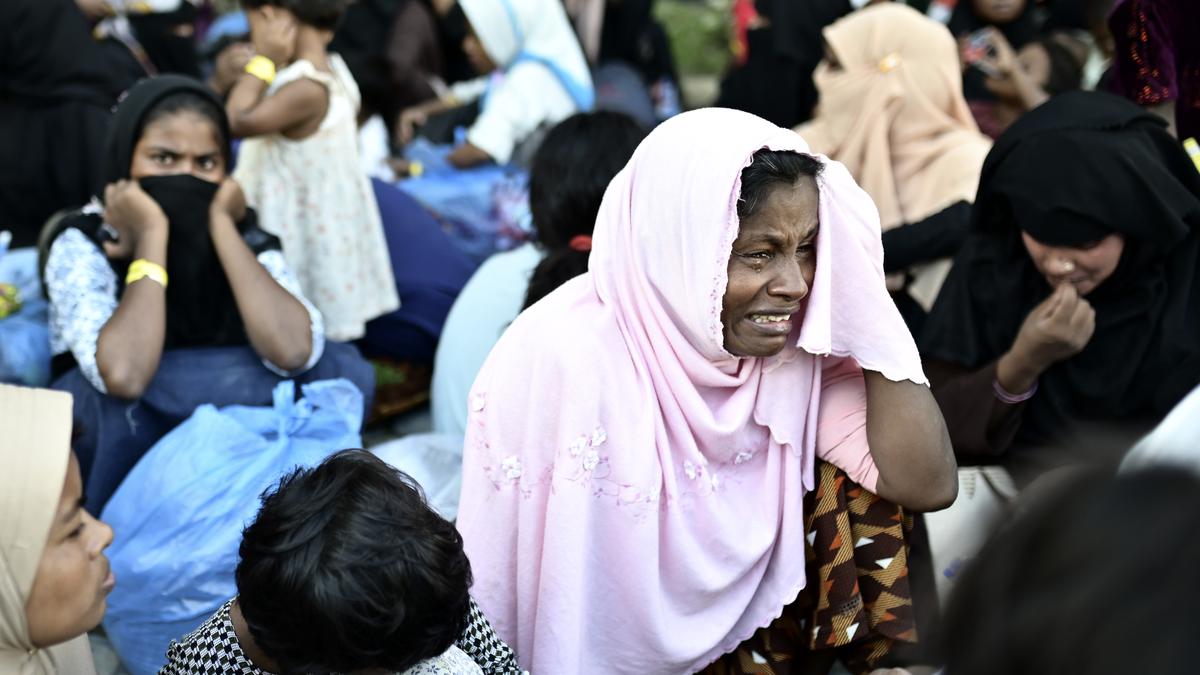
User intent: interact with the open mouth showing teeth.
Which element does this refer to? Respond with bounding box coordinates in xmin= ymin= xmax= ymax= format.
xmin=750 ymin=315 xmax=790 ymax=324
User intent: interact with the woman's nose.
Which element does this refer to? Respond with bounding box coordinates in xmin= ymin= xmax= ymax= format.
xmin=769 ymin=259 xmax=810 ymax=301
xmin=86 ymin=511 xmax=115 ymax=556
xmin=1046 ymin=255 xmax=1077 ymax=274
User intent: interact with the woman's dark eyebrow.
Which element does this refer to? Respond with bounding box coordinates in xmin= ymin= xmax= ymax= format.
xmin=146 ymin=146 xmax=180 ymax=156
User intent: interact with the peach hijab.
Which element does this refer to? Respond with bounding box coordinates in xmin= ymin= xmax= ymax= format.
xmin=797 ymin=2 xmax=991 ymax=309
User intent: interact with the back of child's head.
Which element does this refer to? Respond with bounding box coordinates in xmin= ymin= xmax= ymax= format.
xmin=523 ymin=111 xmax=646 ymax=309
xmin=235 ymin=449 xmax=472 ymax=673
xmin=241 ymin=0 xmax=350 ymax=30
xmin=943 ymin=467 xmax=1200 ymax=675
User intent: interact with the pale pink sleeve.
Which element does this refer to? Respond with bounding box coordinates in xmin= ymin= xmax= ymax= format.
xmin=815 ymin=357 xmax=879 ymax=492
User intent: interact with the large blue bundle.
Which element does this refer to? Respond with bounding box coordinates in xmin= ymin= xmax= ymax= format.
xmin=100 ymin=379 xmax=364 ymax=675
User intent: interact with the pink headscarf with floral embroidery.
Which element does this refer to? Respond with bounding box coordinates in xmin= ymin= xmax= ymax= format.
xmin=456 ymin=108 xmax=926 ymax=674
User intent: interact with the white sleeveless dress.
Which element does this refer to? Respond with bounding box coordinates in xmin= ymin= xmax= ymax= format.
xmin=235 ymin=54 xmax=399 ymax=341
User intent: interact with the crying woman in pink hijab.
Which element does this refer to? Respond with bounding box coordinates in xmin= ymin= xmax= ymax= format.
xmin=456 ymin=107 xmax=957 ymax=674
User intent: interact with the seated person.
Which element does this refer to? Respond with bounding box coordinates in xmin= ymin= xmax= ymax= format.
xmin=921 ymin=91 xmax=1200 ymax=488
xmin=42 ymin=75 xmax=374 ymax=513
xmin=161 ymin=449 xmax=523 ymax=675
xmin=395 ymin=0 xmax=594 ymax=168
xmin=456 ymin=108 xmax=957 ymax=673
xmin=0 ymin=384 xmax=116 ymax=674
xmin=430 ymin=111 xmax=643 ymax=436
xmin=797 ymin=3 xmax=994 ymax=331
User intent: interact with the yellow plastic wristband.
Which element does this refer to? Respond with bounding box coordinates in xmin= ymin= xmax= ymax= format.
xmin=244 ymin=55 xmax=277 ymax=85
xmin=1184 ymin=138 xmax=1200 ymax=174
xmin=126 ymin=259 xmax=168 ymax=290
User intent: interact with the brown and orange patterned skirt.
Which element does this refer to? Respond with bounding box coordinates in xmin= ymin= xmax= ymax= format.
xmin=701 ymin=461 xmax=918 ymax=675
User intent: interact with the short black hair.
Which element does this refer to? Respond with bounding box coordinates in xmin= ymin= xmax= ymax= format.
xmin=943 ymin=467 xmax=1200 ymax=675
xmin=737 ymin=149 xmax=823 ymax=220
xmin=235 ymin=449 xmax=472 ymax=673
xmin=522 ymin=111 xmax=645 ymax=309
xmin=141 ymin=90 xmax=231 ymax=166
xmin=241 ymin=0 xmax=349 ymax=30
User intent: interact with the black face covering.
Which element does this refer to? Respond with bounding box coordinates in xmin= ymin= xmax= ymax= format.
xmin=129 ymin=5 xmax=203 ymax=78
xmin=130 ymin=174 xmax=245 ymax=348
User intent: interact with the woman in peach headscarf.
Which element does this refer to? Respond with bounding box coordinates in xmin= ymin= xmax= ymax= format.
xmin=798 ymin=3 xmax=992 ymax=328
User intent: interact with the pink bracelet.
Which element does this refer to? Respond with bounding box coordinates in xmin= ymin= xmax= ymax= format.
xmin=993 ymin=378 xmax=1037 ymax=404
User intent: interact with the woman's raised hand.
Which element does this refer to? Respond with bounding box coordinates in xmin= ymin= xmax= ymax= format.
xmin=211 ymin=177 xmax=248 ymax=224
xmin=102 ymin=180 xmax=168 ymax=260
xmin=1011 ymin=283 xmax=1096 ymax=373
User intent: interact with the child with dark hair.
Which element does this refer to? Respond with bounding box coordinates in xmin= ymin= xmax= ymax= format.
xmin=943 ymin=467 xmax=1200 ymax=675
xmin=430 ymin=112 xmax=643 ymax=436
xmin=227 ymin=0 xmax=399 ymax=342
xmin=161 ymin=449 xmax=524 ymax=674
xmin=522 ymin=111 xmax=646 ymax=309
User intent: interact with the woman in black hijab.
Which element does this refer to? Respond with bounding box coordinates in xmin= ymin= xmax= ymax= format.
xmin=42 ymin=76 xmax=374 ymax=513
xmin=921 ymin=91 xmax=1200 ymax=485
xmin=0 ymin=0 xmax=135 ymax=249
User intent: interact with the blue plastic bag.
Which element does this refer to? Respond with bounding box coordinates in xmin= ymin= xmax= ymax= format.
xmin=0 ymin=234 xmax=51 ymax=386
xmin=397 ymin=138 xmax=530 ymax=263
xmin=100 ymin=378 xmax=364 ymax=675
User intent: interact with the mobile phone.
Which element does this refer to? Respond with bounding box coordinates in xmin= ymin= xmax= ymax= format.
xmin=963 ymin=29 xmax=1002 ymax=78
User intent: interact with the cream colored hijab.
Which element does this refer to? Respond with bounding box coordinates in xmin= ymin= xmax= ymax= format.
xmin=797 ymin=3 xmax=992 ymax=309
xmin=0 ymin=385 xmax=96 ymax=675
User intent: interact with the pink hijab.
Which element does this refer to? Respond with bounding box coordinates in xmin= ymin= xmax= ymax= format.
xmin=456 ymin=108 xmax=926 ymax=674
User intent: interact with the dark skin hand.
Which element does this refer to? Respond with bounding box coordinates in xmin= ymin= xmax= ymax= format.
xmin=95 ymin=180 xmax=170 ymax=400
xmin=209 ymin=179 xmax=313 ymax=371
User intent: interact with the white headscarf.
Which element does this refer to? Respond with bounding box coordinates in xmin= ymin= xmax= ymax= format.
xmin=0 ymin=385 xmax=96 ymax=675
xmin=458 ymin=0 xmax=594 ymax=109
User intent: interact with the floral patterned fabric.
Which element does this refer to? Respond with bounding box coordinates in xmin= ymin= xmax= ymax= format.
xmin=45 ymin=226 xmax=324 ymax=394
xmin=234 ymin=55 xmax=399 ymax=341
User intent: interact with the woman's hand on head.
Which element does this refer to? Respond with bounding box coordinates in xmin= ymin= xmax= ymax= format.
xmin=211 ymin=177 xmax=247 ymax=223
xmin=248 ymin=6 xmax=297 ymax=66
xmin=1010 ymin=283 xmax=1096 ymax=373
xmin=102 ymin=180 xmax=168 ymax=260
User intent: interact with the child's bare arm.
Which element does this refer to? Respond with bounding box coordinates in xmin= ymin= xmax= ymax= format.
xmin=226 ymin=76 xmax=328 ymax=139
xmin=447 ymin=141 xmax=494 ymax=168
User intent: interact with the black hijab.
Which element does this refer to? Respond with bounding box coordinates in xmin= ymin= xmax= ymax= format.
xmin=921 ymin=91 xmax=1200 ymax=449
xmin=128 ymin=2 xmax=204 ymax=78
